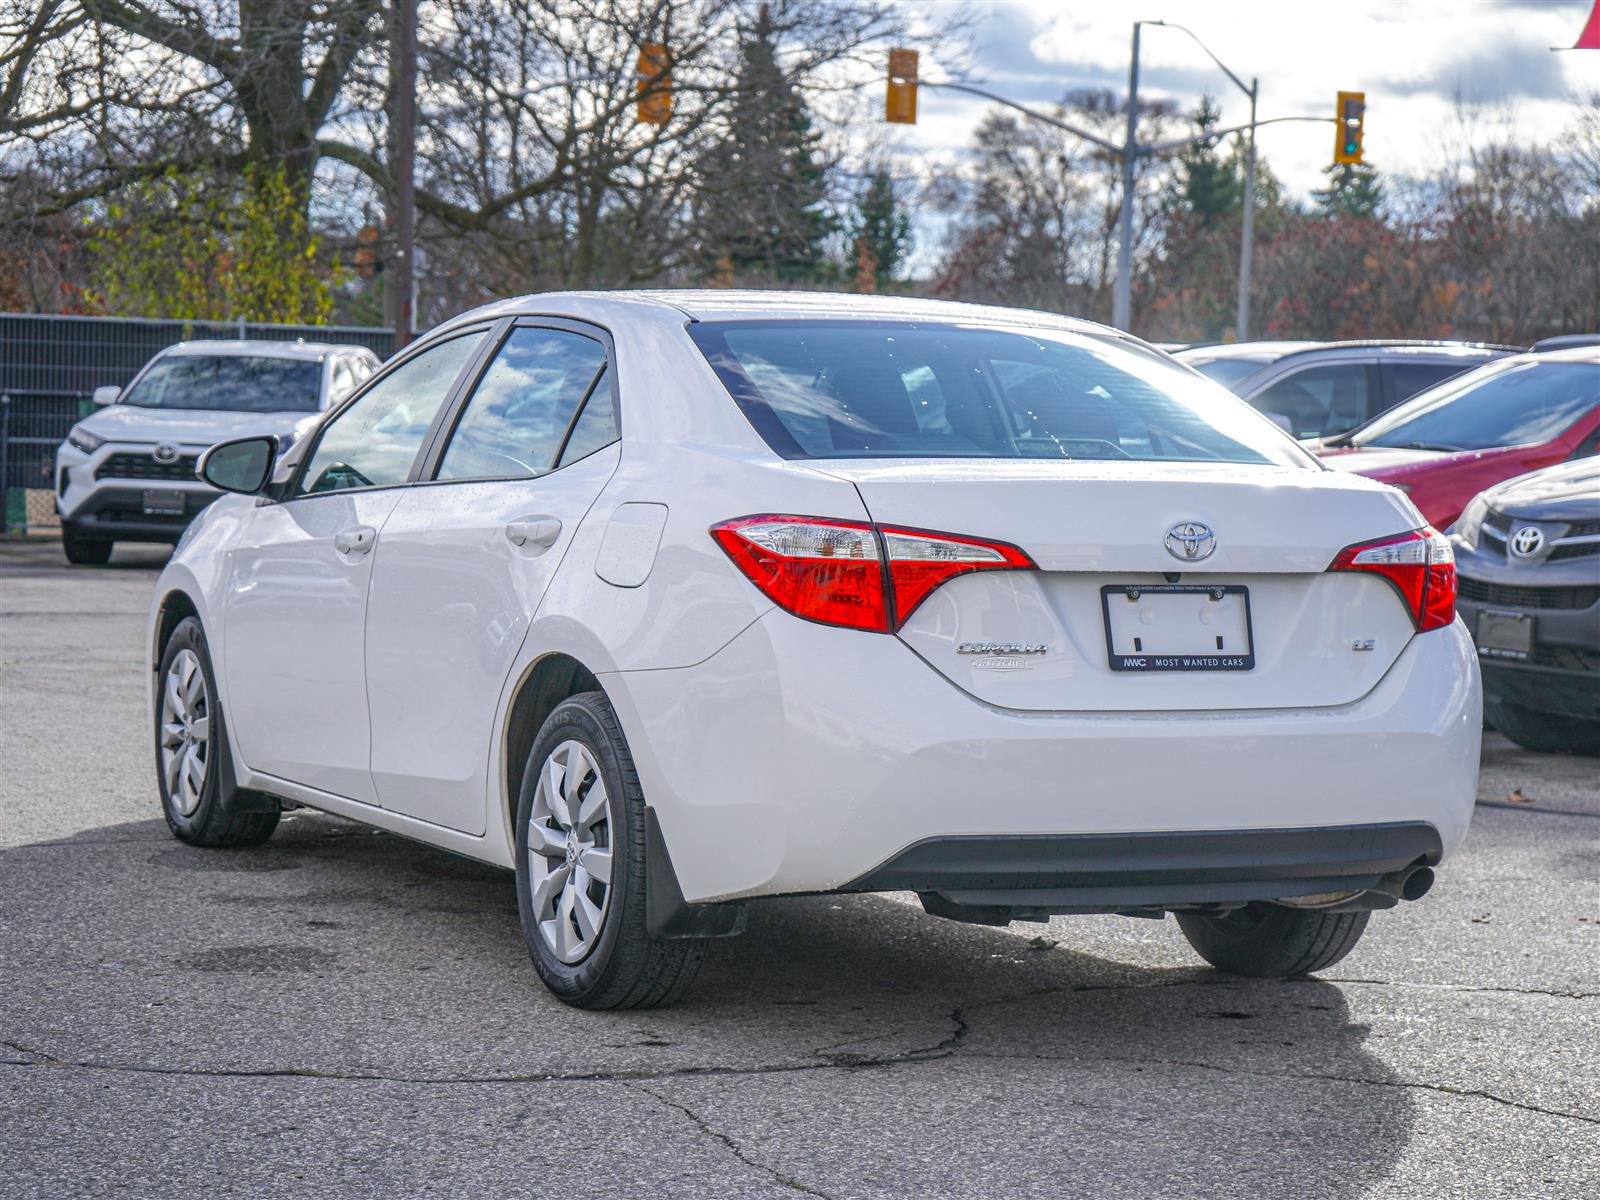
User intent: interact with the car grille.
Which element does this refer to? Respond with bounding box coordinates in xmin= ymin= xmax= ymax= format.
xmin=1482 ymin=509 xmax=1513 ymax=537
xmin=1458 ymin=577 xmax=1600 ymax=610
xmin=95 ymin=451 xmax=199 ymax=481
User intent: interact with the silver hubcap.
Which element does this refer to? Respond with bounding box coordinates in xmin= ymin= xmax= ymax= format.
xmin=159 ymin=649 xmax=210 ymax=817
xmin=528 ymin=740 xmax=614 ymax=964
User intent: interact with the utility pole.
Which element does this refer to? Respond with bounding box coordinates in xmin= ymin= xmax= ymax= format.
xmin=1236 ymin=78 xmax=1258 ymax=340
xmin=1112 ymin=22 xmax=1141 ymax=332
xmin=388 ymin=0 xmax=417 ymax=349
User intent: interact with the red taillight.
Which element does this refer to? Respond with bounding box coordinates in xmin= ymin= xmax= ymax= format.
xmin=711 ymin=515 xmax=1036 ymax=633
xmin=1328 ymin=527 xmax=1456 ymax=632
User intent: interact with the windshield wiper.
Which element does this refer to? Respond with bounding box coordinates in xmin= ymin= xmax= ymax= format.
xmin=1395 ymin=441 xmax=1466 ymax=452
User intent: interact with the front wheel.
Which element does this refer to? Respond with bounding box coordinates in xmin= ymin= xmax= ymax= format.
xmin=514 ymin=692 xmax=706 ymax=1009
xmin=62 ymin=523 xmax=112 ymax=565
xmin=1486 ymin=699 xmax=1600 ymax=757
xmin=1176 ymin=903 xmax=1369 ymax=978
xmin=156 ymin=617 xmax=279 ymax=847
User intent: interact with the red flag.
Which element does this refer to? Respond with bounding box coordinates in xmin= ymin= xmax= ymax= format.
xmin=1575 ymin=0 xmax=1600 ymax=49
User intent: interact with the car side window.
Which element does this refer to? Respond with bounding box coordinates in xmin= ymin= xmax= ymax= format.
xmin=436 ymin=327 xmax=608 ymax=481
xmin=556 ymin=365 xmax=619 ymax=467
xmin=329 ymin=357 xmax=355 ymax=403
xmin=1387 ymin=362 xmax=1466 ymax=406
xmin=297 ymin=333 xmax=484 ymax=496
xmin=1252 ymin=364 xmax=1372 ymax=439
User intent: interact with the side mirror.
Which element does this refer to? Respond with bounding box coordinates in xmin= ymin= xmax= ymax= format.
xmin=92 ymin=386 xmax=120 ymax=406
xmin=198 ymin=435 xmax=276 ymax=495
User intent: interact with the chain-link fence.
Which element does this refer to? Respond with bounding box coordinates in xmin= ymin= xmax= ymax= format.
xmin=0 ymin=313 xmax=394 ymax=534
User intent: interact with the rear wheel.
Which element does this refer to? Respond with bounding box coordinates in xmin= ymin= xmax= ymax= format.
xmin=514 ymin=692 xmax=706 ymax=1009
xmin=1177 ymin=903 xmax=1369 ymax=978
xmin=1486 ymin=699 xmax=1600 ymax=757
xmin=156 ymin=617 xmax=279 ymax=847
xmin=62 ymin=523 xmax=112 ymax=565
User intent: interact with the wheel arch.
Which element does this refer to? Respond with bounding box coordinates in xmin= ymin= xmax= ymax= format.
xmin=501 ymin=651 xmax=607 ymax=845
xmin=152 ymin=587 xmax=201 ymax=670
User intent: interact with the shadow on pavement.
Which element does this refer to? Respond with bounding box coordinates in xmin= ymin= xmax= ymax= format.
xmin=1 ymin=810 xmax=1416 ymax=1196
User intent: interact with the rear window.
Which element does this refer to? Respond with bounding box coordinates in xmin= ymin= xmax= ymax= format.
xmin=122 ymin=354 xmax=323 ymax=413
xmin=689 ymin=321 xmax=1309 ymax=467
xmin=1185 ymin=357 xmax=1269 ymax=391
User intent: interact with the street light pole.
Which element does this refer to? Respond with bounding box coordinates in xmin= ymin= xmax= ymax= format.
xmin=1236 ymin=77 xmax=1258 ymax=340
xmin=1112 ymin=22 xmax=1141 ymax=332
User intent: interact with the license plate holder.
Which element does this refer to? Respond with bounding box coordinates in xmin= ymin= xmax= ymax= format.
xmin=141 ymin=488 xmax=186 ymax=516
xmin=1101 ymin=584 xmax=1255 ymax=672
xmin=1476 ymin=609 xmax=1533 ymax=660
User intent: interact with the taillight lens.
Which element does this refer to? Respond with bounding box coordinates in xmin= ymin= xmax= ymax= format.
xmin=712 ymin=515 xmax=1035 ymax=633
xmin=1328 ymin=527 xmax=1456 ymax=632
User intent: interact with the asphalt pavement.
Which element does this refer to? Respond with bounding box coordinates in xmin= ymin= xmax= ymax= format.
xmin=1 ymin=538 xmax=1595 ymax=1199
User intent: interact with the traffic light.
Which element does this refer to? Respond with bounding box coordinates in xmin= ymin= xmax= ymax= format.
xmin=1334 ymin=90 xmax=1365 ymax=164
xmin=886 ymin=48 xmax=918 ymax=125
xmin=637 ymin=42 xmax=670 ymax=126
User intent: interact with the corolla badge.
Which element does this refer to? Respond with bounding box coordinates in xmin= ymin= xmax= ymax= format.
xmin=153 ymin=442 xmax=180 ymax=464
xmin=1509 ymin=525 xmax=1545 ymax=559
xmin=1164 ymin=521 xmax=1216 ymax=561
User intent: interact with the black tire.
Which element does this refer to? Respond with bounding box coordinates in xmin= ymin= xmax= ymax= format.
xmin=514 ymin=692 xmax=706 ymax=1009
xmin=62 ymin=524 xmax=113 ymax=565
xmin=1485 ymin=699 xmax=1600 ymax=757
xmin=1176 ymin=903 xmax=1369 ymax=978
xmin=155 ymin=617 xmax=279 ymax=848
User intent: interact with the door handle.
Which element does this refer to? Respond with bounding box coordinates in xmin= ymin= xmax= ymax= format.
xmin=506 ymin=517 xmax=562 ymax=549
xmin=334 ymin=525 xmax=376 ymax=556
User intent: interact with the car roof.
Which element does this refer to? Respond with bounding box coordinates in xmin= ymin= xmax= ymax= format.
xmin=439 ymin=289 xmax=1131 ymax=341
xmin=1180 ymin=339 xmax=1514 ymax=366
xmin=157 ymin=339 xmax=375 ymax=361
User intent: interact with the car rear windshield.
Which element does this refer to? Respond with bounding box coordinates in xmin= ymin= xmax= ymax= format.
xmin=121 ymin=355 xmax=323 ymax=413
xmin=1185 ymin=357 xmax=1269 ymax=391
xmin=1353 ymin=360 xmax=1599 ymax=451
xmin=688 ymin=321 xmax=1309 ymax=467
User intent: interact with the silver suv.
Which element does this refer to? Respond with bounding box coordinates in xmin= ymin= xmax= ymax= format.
xmin=1176 ymin=341 xmax=1515 ymax=440
xmin=55 ymin=340 xmax=379 ymax=563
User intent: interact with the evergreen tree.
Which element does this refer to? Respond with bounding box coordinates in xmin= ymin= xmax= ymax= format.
xmin=848 ymin=169 xmax=912 ymax=288
xmin=1170 ymin=96 xmax=1242 ymax=220
xmin=1314 ymin=161 xmax=1385 ymax=218
xmin=696 ymin=4 xmax=836 ymax=282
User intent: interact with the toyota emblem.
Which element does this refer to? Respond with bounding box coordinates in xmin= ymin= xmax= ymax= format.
xmin=1509 ymin=525 xmax=1545 ymax=559
xmin=1164 ymin=521 xmax=1216 ymax=562
xmin=153 ymin=442 xmax=180 ymax=465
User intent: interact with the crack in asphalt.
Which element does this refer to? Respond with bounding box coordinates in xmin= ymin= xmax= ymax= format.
xmin=627 ymin=1080 xmax=839 ymax=1199
xmin=966 ymin=1051 xmax=1600 ymax=1126
xmin=1325 ymin=977 xmax=1599 ymax=1000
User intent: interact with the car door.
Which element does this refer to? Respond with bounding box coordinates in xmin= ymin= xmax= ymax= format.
xmin=222 ymin=328 xmax=491 ymax=804
xmin=362 ymin=320 xmax=621 ymax=834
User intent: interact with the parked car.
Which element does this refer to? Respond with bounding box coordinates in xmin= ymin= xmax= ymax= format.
xmin=1452 ymin=459 xmax=1600 ymax=755
xmin=1311 ymin=347 xmax=1600 ymax=529
xmin=54 ymin=339 xmax=380 ymax=564
xmin=147 ymin=290 xmax=1478 ymax=1009
xmin=1175 ymin=340 xmax=1514 ymax=439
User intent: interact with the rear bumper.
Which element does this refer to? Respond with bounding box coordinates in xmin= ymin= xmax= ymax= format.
xmin=844 ymin=822 xmax=1442 ymax=912
xmin=605 ymin=613 xmax=1482 ymax=905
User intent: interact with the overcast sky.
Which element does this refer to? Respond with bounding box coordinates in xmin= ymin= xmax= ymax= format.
xmin=880 ymin=0 xmax=1599 ymax=259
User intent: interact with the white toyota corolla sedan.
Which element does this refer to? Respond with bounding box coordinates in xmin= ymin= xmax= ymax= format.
xmin=147 ymin=291 xmax=1481 ymax=1009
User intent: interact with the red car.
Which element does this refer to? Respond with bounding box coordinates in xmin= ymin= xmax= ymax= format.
xmin=1309 ymin=347 xmax=1600 ymax=529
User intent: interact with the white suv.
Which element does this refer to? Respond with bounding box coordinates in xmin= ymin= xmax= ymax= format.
xmin=146 ymin=291 xmax=1480 ymax=1009
xmin=55 ymin=339 xmax=379 ymax=563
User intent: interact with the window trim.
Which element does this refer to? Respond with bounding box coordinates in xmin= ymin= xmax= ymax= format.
xmin=282 ymin=320 xmax=504 ymax=502
xmin=414 ymin=315 xmax=621 ymax=486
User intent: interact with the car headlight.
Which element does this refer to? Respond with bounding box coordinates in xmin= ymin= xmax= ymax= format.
xmin=67 ymin=426 xmax=105 ymax=454
xmin=1452 ymin=494 xmax=1490 ymax=551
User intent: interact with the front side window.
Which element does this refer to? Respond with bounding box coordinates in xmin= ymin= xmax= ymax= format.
xmin=1251 ymin=363 xmax=1372 ymax=439
xmin=1355 ymin=360 xmax=1599 ymax=452
xmin=297 ymin=332 xmax=483 ymax=495
xmin=436 ymin=327 xmax=609 ymax=480
xmin=122 ymin=354 xmax=323 ymax=413
xmin=690 ymin=321 xmax=1310 ymax=468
